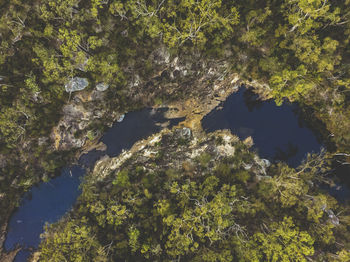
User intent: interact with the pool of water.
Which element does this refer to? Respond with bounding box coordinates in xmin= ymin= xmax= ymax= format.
xmin=4 ymin=108 xmax=183 ymax=262
xmin=202 ymin=87 xmax=350 ymax=200
xmin=4 ymin=166 xmax=84 ymax=261
xmin=4 ymin=89 xmax=349 ymax=261
xmin=202 ymin=87 xmax=322 ymax=167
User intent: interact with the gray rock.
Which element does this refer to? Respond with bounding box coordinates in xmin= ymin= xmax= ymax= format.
xmin=117 ymin=114 xmax=125 ymax=122
xmin=96 ymin=82 xmax=109 ymax=92
xmin=175 ymin=127 xmax=191 ymax=140
xmin=77 ymin=57 xmax=89 ymax=72
xmin=150 ymin=46 xmax=170 ymax=65
xmin=326 ymin=209 xmax=340 ymax=226
xmin=93 ymin=110 xmax=104 ymax=119
xmin=51 ymin=103 xmax=92 ymax=150
xmin=121 ymin=29 xmax=128 ymax=37
xmin=62 ymin=104 xmax=85 ymax=119
xmin=261 ymin=159 xmax=271 ymax=167
xmin=65 ymin=77 xmax=89 ymax=93
xmin=90 ymin=90 xmax=105 ymax=101
xmin=38 ymin=137 xmax=48 ymax=146
xmin=243 ymin=163 xmax=253 ymax=170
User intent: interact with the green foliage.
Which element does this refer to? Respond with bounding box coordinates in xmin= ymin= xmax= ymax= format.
xmin=197 ymin=152 xmax=211 ymax=167
xmin=253 ymin=217 xmax=314 ymax=262
xmin=39 ymin=218 xmax=107 ymax=262
xmin=39 ymin=141 xmax=349 ymax=261
xmin=112 ymin=169 xmax=130 ymax=187
xmin=2 ymin=0 xmax=350 ymax=260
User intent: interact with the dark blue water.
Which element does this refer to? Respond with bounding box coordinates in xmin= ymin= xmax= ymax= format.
xmin=202 ymin=87 xmax=350 ymax=200
xmin=4 ymin=166 xmax=84 ymax=261
xmin=4 ymin=108 xmax=183 ymax=262
xmin=5 ymin=92 xmax=349 ymax=261
xmin=202 ymin=88 xmax=322 ymax=167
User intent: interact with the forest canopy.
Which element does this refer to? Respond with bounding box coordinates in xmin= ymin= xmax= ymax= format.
xmin=39 ymin=130 xmax=350 ymax=261
xmin=1 ymin=0 xmax=350 ymax=152
xmin=1 ymin=0 xmax=350 ymax=261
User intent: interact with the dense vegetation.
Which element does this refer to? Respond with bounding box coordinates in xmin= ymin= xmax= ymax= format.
xmin=1 ymin=0 xmax=350 ymax=150
xmin=39 ymin=130 xmax=350 ymax=261
xmin=1 ymin=0 xmax=350 ymax=260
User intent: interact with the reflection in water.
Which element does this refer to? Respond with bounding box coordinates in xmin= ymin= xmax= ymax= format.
xmin=274 ymin=143 xmax=299 ymax=162
xmin=243 ymin=88 xmax=264 ymax=112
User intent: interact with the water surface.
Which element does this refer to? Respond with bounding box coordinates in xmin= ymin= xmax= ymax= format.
xmin=202 ymin=87 xmax=322 ymax=167
xmin=5 ymin=108 xmax=182 ymax=262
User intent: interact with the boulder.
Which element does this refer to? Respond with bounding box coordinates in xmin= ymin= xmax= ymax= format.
xmin=175 ymin=127 xmax=192 ymax=140
xmin=326 ymin=209 xmax=340 ymax=226
xmin=65 ymin=77 xmax=89 ymax=93
xmin=117 ymin=114 xmax=125 ymax=122
xmin=96 ymin=82 xmax=109 ymax=92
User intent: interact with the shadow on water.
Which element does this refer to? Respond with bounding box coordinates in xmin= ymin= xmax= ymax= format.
xmin=5 ymin=108 xmax=184 ymax=262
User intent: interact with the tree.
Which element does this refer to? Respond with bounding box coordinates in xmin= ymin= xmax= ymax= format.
xmin=253 ymin=217 xmax=314 ymax=262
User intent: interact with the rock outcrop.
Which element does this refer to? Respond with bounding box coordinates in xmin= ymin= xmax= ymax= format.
xmin=65 ymin=77 xmax=89 ymax=93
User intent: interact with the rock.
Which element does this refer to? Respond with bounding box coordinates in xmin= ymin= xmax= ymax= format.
xmin=32 ymin=92 xmax=43 ymax=103
xmin=176 ymin=127 xmax=191 ymax=140
xmin=51 ymin=104 xmax=92 ymax=150
xmin=243 ymin=136 xmax=254 ymax=147
xmin=117 ymin=114 xmax=125 ymax=122
xmin=77 ymin=57 xmax=89 ymax=72
xmin=261 ymin=159 xmax=271 ymax=167
xmin=78 ymin=121 xmax=89 ymax=130
xmin=254 ymin=156 xmax=271 ymax=175
xmin=38 ymin=137 xmax=48 ymax=146
xmin=326 ymin=209 xmax=340 ymax=226
xmin=243 ymin=163 xmax=253 ymax=170
xmin=121 ymin=29 xmax=128 ymax=37
xmin=90 ymin=90 xmax=105 ymax=101
xmin=132 ymin=74 xmax=140 ymax=87
xmin=62 ymin=104 xmax=87 ymax=120
xmin=150 ymin=45 xmax=170 ymax=65
xmin=93 ymin=110 xmax=104 ymax=119
xmin=96 ymin=82 xmax=109 ymax=92
xmin=65 ymin=77 xmax=89 ymax=93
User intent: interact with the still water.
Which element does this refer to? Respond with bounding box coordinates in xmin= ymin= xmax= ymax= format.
xmin=5 ymin=88 xmax=349 ymax=261
xmin=202 ymin=87 xmax=322 ymax=167
xmin=202 ymin=87 xmax=350 ymax=199
xmin=4 ymin=108 xmax=182 ymax=262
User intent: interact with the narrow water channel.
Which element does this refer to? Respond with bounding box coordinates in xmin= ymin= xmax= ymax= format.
xmin=4 ymin=108 xmax=183 ymax=262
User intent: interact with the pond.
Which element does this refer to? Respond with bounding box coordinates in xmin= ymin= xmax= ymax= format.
xmin=4 ymin=108 xmax=183 ymax=262
xmin=202 ymin=87 xmax=322 ymax=167
xmin=4 ymin=88 xmax=350 ymax=261
xmin=202 ymin=87 xmax=350 ymax=199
